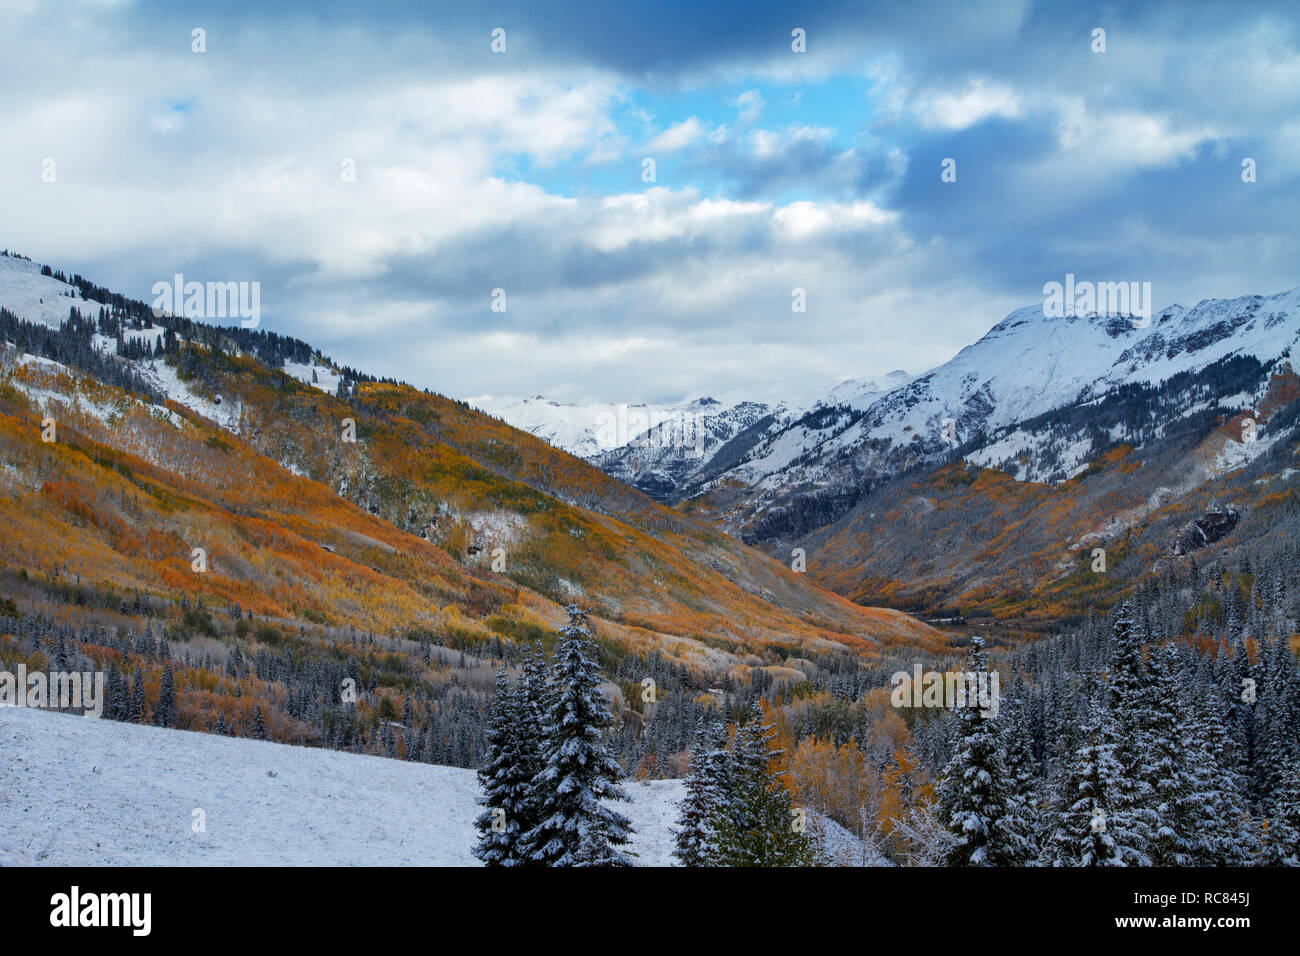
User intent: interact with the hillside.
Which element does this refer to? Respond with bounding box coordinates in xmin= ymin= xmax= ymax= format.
xmin=0 ymin=251 xmax=941 ymax=663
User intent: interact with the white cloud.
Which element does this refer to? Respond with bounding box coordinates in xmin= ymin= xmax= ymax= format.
xmin=646 ymin=117 xmax=704 ymax=152
xmin=1053 ymin=100 xmax=1218 ymax=171
xmin=916 ymin=79 xmax=1023 ymax=129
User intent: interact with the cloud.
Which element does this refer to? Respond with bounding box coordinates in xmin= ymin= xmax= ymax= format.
xmin=915 ymin=80 xmax=1023 ymax=130
xmin=646 ymin=117 xmax=705 ymax=152
xmin=0 ymin=0 xmax=1297 ymax=407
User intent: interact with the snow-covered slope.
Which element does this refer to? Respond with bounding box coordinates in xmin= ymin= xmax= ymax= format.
xmin=0 ymin=253 xmax=107 ymax=328
xmin=812 ymin=370 xmax=914 ymax=411
xmin=0 ymin=252 xmax=345 ymax=432
xmin=0 ymin=707 xmax=685 ymax=866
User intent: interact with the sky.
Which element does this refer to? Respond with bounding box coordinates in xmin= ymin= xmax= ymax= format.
xmin=2 ymin=0 xmax=1298 ymax=407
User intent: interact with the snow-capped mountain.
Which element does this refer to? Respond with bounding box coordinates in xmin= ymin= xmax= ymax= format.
xmin=0 ymin=253 xmax=109 ymax=328
xmin=692 ymin=288 xmax=1300 ymax=541
xmin=484 ymin=374 xmax=918 ymax=503
xmin=482 ymin=392 xmax=799 ymax=501
xmin=473 ymin=394 xmax=690 ymax=460
xmin=592 ymin=397 xmax=789 ymax=501
xmin=812 ymin=370 xmax=914 ymax=411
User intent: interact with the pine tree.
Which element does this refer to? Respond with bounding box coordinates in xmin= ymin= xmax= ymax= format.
xmin=1146 ymin=644 xmax=1195 ymax=865
xmin=936 ymin=637 xmax=1017 ymax=865
xmin=153 ymin=663 xmax=176 ymax=728
xmin=674 ymin=717 xmax=729 ymax=866
xmin=252 ymin=704 xmax=267 ymax=740
xmin=473 ymin=669 xmax=533 ymax=866
xmin=128 ymin=665 xmax=145 ymax=723
xmin=1184 ymin=687 xmax=1253 ymax=865
xmin=714 ymin=702 xmax=818 ymax=867
xmin=519 ymin=606 xmax=634 ymax=867
xmin=511 ymin=643 xmax=549 ymax=849
xmin=1258 ymin=761 xmax=1300 ymax=866
xmin=1040 ymin=700 xmax=1145 ymax=866
xmin=1102 ymin=603 xmax=1157 ymax=863
xmin=996 ymin=693 xmax=1042 ymax=864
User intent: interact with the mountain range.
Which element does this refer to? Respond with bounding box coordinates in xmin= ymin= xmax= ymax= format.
xmin=5 ymin=245 xmax=1299 ymax=645
xmin=491 ymin=284 xmax=1300 ymax=625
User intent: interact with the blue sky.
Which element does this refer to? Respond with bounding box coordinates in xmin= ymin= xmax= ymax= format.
xmin=2 ymin=0 xmax=1298 ymax=406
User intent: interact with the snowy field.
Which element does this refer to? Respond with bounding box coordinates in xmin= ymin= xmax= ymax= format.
xmin=0 ymin=708 xmax=685 ymax=866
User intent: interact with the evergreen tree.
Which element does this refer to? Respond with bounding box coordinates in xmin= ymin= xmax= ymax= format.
xmin=673 ymin=717 xmax=729 ymax=866
xmin=252 ymin=704 xmax=267 ymax=740
xmin=997 ymin=693 xmax=1042 ymax=864
xmin=1258 ymin=761 xmax=1300 ymax=866
xmin=1040 ymin=700 xmax=1146 ymax=866
xmin=473 ymin=669 xmax=533 ymax=866
xmin=937 ymin=637 xmax=1017 ymax=865
xmin=520 ymin=606 xmax=634 ymax=867
xmin=1102 ymin=603 xmax=1157 ymax=863
xmin=714 ymin=702 xmax=818 ymax=867
xmin=1146 ymin=644 xmax=1196 ymax=865
xmin=511 ymin=643 xmax=549 ymax=850
xmin=153 ymin=662 xmax=176 ymax=728
xmin=1184 ymin=687 xmax=1253 ymax=865
xmin=128 ymin=665 xmax=145 ymax=723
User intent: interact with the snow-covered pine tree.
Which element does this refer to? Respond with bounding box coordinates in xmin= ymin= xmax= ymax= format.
xmin=474 ymin=669 xmax=533 ymax=866
xmin=1184 ymin=686 xmax=1254 ymax=865
xmin=1040 ymin=700 xmax=1144 ymax=866
xmin=996 ymin=692 xmax=1041 ymax=865
xmin=252 ymin=704 xmax=267 ymax=740
xmin=1255 ymin=651 xmax=1300 ymax=866
xmin=936 ymin=636 xmax=1017 ymax=866
xmin=510 ymin=643 xmax=550 ymax=852
xmin=673 ymin=716 xmax=729 ymax=866
xmin=1253 ymin=636 xmax=1300 ymax=804
xmin=1258 ymin=760 xmax=1300 ymax=866
xmin=520 ymin=606 xmax=634 ymax=867
xmin=1222 ymin=632 xmax=1255 ymax=788
xmin=714 ymin=702 xmax=818 ymax=867
xmin=1145 ymin=643 xmax=1195 ymax=865
xmin=1102 ymin=603 xmax=1157 ymax=863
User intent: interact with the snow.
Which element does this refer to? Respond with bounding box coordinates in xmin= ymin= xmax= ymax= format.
xmin=701 ymin=285 xmax=1300 ymax=504
xmin=0 ymin=255 xmax=107 ymax=329
xmin=283 ymin=361 xmax=341 ymax=395
xmin=475 ymin=394 xmax=700 ymax=459
xmin=812 ymin=369 xmax=914 ymax=411
xmin=0 ymin=706 xmax=686 ymax=867
xmin=136 ymin=358 xmax=243 ymax=433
